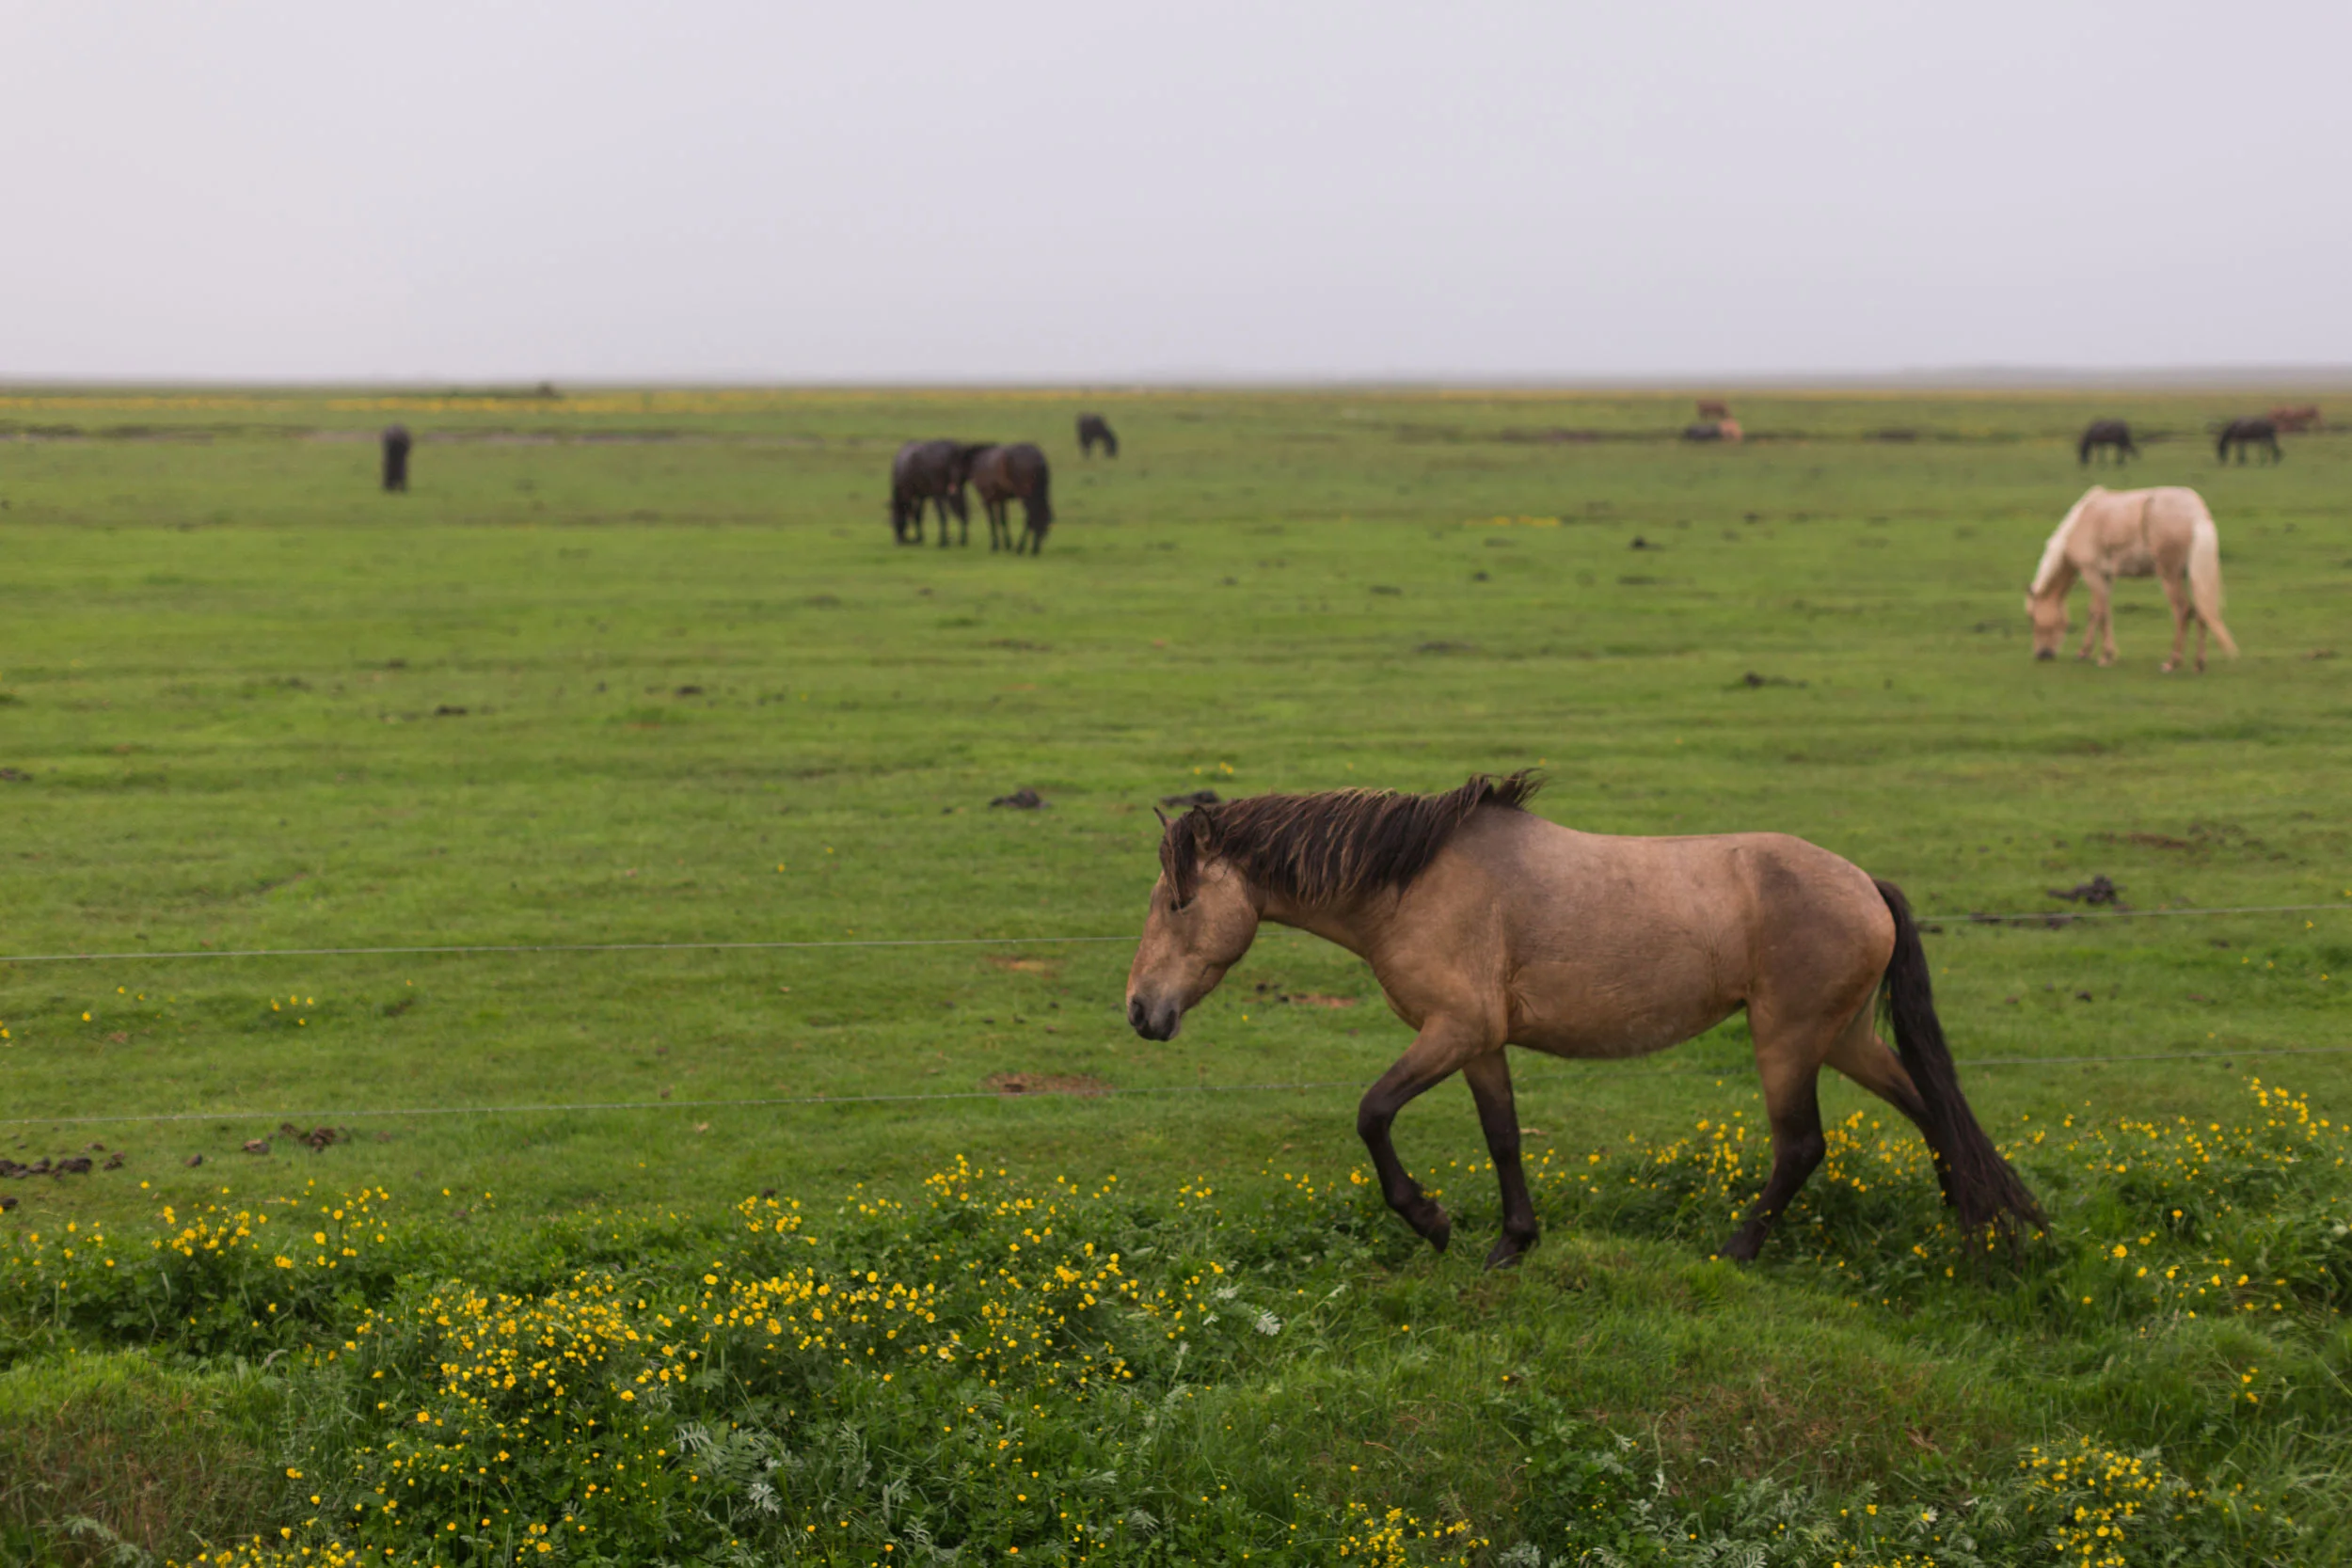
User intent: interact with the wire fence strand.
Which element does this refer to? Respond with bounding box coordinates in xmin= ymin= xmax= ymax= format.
xmin=0 ymin=903 xmax=2343 ymax=966
xmin=8 ymin=1045 xmax=2349 ymax=1130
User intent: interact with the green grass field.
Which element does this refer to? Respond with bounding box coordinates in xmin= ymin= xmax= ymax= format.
xmin=2 ymin=386 xmax=2348 ymax=1565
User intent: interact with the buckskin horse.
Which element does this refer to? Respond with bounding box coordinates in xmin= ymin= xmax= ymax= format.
xmin=970 ymin=443 xmax=1055 ymax=552
xmin=1076 ymin=413 xmax=1120 ymax=457
xmin=1125 ymin=772 xmax=2042 ymax=1267
xmin=2216 ymin=417 xmax=2282 ymax=465
xmin=2027 ymin=485 xmax=2237 ymax=671
xmin=2077 ymin=420 xmax=2137 ymax=466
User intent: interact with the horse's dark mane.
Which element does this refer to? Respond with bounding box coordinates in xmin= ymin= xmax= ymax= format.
xmin=1159 ymin=770 xmax=1543 ymax=908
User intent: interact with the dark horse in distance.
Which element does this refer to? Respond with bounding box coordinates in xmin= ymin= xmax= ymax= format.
xmin=381 ymin=425 xmax=412 ymax=492
xmin=2216 ymin=417 xmax=2282 ymax=465
xmin=890 ymin=440 xmax=985 ymax=546
xmin=2078 ymin=420 xmax=2137 ymax=466
xmin=970 ymin=443 xmax=1055 ymax=552
xmin=1076 ymin=413 xmax=1120 ymax=457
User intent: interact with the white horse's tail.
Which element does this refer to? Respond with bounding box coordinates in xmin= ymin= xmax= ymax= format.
xmin=2188 ymin=509 xmax=2238 ymax=656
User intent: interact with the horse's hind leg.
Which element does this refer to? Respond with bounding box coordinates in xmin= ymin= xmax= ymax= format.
xmin=1823 ymin=1008 xmax=1954 ymax=1209
xmin=1719 ymin=1048 xmax=1825 ymax=1262
xmin=1461 ymin=1052 xmax=1540 ymax=1269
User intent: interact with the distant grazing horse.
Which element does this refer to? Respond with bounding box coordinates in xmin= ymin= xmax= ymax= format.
xmin=2027 ymin=485 xmax=2237 ymax=672
xmin=1681 ymin=420 xmax=1742 ymax=443
xmin=381 ymin=426 xmax=411 ymax=492
xmin=2216 ymin=417 xmax=2281 ymax=465
xmin=2077 ymin=420 xmax=2137 ymax=466
xmin=970 ymin=443 xmax=1055 ymax=553
xmin=1126 ymin=772 xmax=2043 ymax=1266
xmin=2267 ymin=405 xmax=2320 ymax=435
xmin=890 ymin=440 xmax=982 ymax=546
xmin=1696 ymin=399 xmax=1731 ymax=420
xmin=1076 ymin=414 xmax=1120 ymax=457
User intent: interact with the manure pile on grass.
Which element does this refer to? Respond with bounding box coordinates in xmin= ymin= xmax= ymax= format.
xmin=4 ymin=1083 xmax=2347 ymax=1567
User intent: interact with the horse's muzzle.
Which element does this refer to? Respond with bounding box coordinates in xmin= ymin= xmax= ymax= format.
xmin=1127 ymin=996 xmax=1181 ymax=1041
xmin=2035 ymin=649 xmax=2056 ymax=661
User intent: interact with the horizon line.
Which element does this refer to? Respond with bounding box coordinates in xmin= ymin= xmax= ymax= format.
xmin=5 ymin=362 xmax=2352 ymax=395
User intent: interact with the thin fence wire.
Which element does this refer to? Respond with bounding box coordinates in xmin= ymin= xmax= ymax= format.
xmin=0 ymin=903 xmax=2344 ymax=966
xmin=0 ymin=934 xmax=1134 ymax=964
xmin=8 ymin=1045 xmax=2348 ymax=1131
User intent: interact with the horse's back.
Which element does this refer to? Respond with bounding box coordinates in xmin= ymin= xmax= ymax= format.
xmin=1427 ymin=814 xmax=1891 ymax=1054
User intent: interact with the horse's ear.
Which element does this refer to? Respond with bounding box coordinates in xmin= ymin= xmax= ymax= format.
xmin=1153 ymin=806 xmax=1170 ymax=830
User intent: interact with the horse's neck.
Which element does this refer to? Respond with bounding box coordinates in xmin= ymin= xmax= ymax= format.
xmin=2032 ymin=497 xmax=2099 ymax=598
xmin=1256 ymin=887 xmax=1384 ymax=964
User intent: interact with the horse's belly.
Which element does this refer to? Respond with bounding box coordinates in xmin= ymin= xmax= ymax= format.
xmin=2115 ymin=549 xmax=2156 ymax=578
xmin=1509 ymin=972 xmax=1740 ymax=1061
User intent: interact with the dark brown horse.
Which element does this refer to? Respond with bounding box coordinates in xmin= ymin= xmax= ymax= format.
xmin=2217 ymin=417 xmax=2281 ymax=465
xmin=890 ymin=440 xmax=983 ymax=546
xmin=970 ymin=443 xmax=1055 ymax=553
xmin=1696 ymin=399 xmax=1731 ymax=420
xmin=381 ymin=426 xmax=412 ymax=493
xmin=2078 ymin=420 xmax=2137 ymax=466
xmin=1077 ymin=413 xmax=1120 ymax=457
xmin=1126 ymin=773 xmax=2042 ymax=1266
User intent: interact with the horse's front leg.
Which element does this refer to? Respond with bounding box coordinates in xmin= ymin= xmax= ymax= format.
xmin=2160 ymin=574 xmax=2192 ymax=673
xmin=1358 ymin=1022 xmax=1488 ymax=1252
xmin=2082 ymin=579 xmax=2116 ymax=665
xmin=1461 ymin=1051 xmax=1539 ymax=1269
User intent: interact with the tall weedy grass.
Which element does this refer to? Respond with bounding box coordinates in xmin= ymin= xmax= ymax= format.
xmin=4 ymin=1082 xmax=2345 ymax=1566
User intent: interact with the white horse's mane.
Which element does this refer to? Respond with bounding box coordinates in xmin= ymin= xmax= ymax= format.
xmin=2028 ymin=488 xmax=2100 ymax=600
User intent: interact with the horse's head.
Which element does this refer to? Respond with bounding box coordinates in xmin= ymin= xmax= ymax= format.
xmin=1126 ymin=813 xmax=1259 ymax=1041
xmin=2027 ymin=588 xmax=2068 ymax=659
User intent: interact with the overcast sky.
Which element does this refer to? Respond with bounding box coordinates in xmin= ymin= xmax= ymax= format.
xmin=6 ymin=2 xmax=2348 ymax=382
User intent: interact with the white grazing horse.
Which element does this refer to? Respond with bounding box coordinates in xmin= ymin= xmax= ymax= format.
xmin=2026 ymin=486 xmax=2237 ymax=672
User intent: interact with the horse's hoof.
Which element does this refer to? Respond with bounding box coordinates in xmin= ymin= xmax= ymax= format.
xmin=2160 ymin=661 xmax=2177 ymax=673
xmin=1716 ymin=1231 xmax=1763 ymax=1263
xmin=1412 ymin=1205 xmax=1452 ymax=1252
xmin=1484 ymin=1232 xmax=1536 ymax=1271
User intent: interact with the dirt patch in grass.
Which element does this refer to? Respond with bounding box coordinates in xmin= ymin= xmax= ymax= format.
xmin=981 ymin=1072 xmax=1113 ymax=1098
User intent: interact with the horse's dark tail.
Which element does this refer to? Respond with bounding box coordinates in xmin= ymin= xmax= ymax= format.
xmin=1875 ymin=879 xmax=2045 ymax=1242
xmin=2077 ymin=432 xmax=2091 ymax=465
xmin=1030 ymin=462 xmax=1053 ymax=529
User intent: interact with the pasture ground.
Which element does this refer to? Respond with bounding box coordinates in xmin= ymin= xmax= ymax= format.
xmin=1 ymin=386 xmax=2348 ymax=1564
